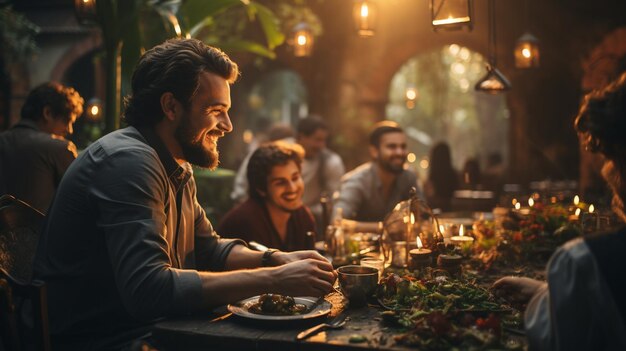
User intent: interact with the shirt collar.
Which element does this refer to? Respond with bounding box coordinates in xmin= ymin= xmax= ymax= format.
xmin=137 ymin=126 xmax=191 ymax=193
xmin=13 ymin=119 xmax=41 ymax=131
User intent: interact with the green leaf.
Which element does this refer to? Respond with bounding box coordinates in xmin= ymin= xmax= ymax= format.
xmin=201 ymin=38 xmax=276 ymax=59
xmin=248 ymin=2 xmax=285 ymax=49
xmin=180 ymin=0 xmax=243 ymax=30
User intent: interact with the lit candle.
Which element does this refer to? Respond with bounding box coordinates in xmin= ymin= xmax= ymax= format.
xmin=450 ymin=225 xmax=474 ymax=246
xmin=528 ymin=198 xmax=534 ymax=207
xmin=574 ymin=195 xmax=580 ymax=206
xmin=409 ymin=236 xmax=432 ymax=269
xmin=589 ymin=204 xmax=595 ymax=213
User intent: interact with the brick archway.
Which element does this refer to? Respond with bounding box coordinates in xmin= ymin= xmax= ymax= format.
xmin=50 ymin=32 xmax=101 ymax=82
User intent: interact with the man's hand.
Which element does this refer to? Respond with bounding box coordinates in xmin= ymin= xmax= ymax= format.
xmin=270 ymin=258 xmax=337 ymax=297
xmin=272 ymin=250 xmax=329 ymax=265
xmin=492 ymin=276 xmax=546 ymax=305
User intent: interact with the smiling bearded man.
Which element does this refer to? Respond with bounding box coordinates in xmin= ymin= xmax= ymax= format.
xmin=33 ymin=38 xmax=335 ymax=351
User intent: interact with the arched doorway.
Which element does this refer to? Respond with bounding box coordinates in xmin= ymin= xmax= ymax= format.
xmin=386 ymin=44 xmax=509 ymax=182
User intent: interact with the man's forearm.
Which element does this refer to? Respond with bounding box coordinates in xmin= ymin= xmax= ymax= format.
xmin=198 ymin=268 xmax=274 ymax=307
xmin=224 ymin=244 xmax=266 ymax=270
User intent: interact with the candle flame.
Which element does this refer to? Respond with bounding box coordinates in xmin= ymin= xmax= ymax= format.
xmin=528 ymin=198 xmax=534 ymax=207
xmin=589 ymin=204 xmax=595 ymax=213
xmin=575 ymin=208 xmax=581 ymax=216
xmin=416 ymin=236 xmax=423 ymax=249
xmin=460 ymin=225 xmax=464 ymax=237
xmin=439 ymin=224 xmax=445 ymax=234
xmin=512 ymin=198 xmax=518 ymax=205
xmin=410 ymin=213 xmax=415 ymax=225
xmin=574 ymin=195 xmax=580 ymax=206
xmin=515 ymin=202 xmax=521 ymax=210
xmin=403 ymin=215 xmax=409 ymax=224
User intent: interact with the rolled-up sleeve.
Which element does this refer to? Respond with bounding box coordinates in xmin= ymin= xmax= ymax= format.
xmin=190 ymin=178 xmax=246 ymax=271
xmin=90 ymin=148 xmax=203 ymax=320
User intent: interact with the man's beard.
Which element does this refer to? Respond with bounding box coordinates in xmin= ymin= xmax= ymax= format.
xmin=379 ymin=157 xmax=405 ymax=174
xmin=174 ymin=114 xmax=219 ymax=169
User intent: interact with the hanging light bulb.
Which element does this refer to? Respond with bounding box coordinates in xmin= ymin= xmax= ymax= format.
xmin=475 ymin=0 xmax=511 ymax=94
xmin=475 ymin=64 xmax=511 ymax=93
xmin=292 ymin=23 xmax=314 ymax=57
xmin=74 ymin=0 xmax=98 ymax=25
xmin=515 ymin=32 xmax=540 ymax=68
xmin=353 ymin=0 xmax=377 ymax=37
xmin=431 ymin=0 xmax=473 ymax=31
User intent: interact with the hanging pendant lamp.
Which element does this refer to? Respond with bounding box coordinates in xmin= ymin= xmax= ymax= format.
xmin=475 ymin=0 xmax=511 ymax=93
xmin=431 ymin=0 xmax=473 ymax=31
xmin=353 ymin=0 xmax=377 ymax=37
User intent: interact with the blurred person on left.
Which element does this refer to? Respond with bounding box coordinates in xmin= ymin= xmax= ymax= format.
xmin=0 ymin=82 xmax=83 ymax=213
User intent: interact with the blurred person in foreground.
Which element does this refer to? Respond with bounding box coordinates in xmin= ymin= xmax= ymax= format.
xmin=493 ymin=72 xmax=626 ymax=351
xmin=333 ymin=121 xmax=421 ymax=233
xmin=219 ymin=142 xmax=315 ymax=251
xmin=0 ymin=82 xmax=83 ymax=213
xmin=33 ymin=38 xmax=335 ymax=351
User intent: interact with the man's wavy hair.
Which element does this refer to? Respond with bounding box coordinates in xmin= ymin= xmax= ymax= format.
xmin=21 ymin=82 xmax=84 ymax=122
xmin=247 ymin=141 xmax=305 ymax=201
xmin=123 ymin=38 xmax=239 ymax=127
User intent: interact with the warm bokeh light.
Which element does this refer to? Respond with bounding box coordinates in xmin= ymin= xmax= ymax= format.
xmin=360 ymin=3 xmax=369 ymax=17
xmin=419 ymin=158 xmax=429 ymax=169
xmin=574 ymin=195 xmax=580 ymax=206
xmin=522 ymin=48 xmax=531 ymax=58
xmin=405 ymin=87 xmax=417 ymax=101
xmin=242 ymin=130 xmax=253 ymax=144
xmin=407 ymin=152 xmax=417 ymax=163
xmin=528 ymin=198 xmax=534 ymax=207
xmin=515 ymin=202 xmax=521 ymax=210
xmin=90 ymin=105 xmax=99 ymax=116
xmin=512 ymin=198 xmax=518 ymax=205
xmin=589 ymin=204 xmax=595 ymax=213
xmin=575 ymin=208 xmax=581 ymax=216
xmin=297 ymin=34 xmax=307 ymax=46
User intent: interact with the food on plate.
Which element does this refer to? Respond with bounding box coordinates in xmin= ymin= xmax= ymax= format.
xmin=247 ymin=294 xmax=308 ymax=315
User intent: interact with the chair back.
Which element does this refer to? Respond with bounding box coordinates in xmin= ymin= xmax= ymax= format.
xmin=0 ymin=268 xmax=50 ymax=351
xmin=0 ymin=194 xmax=45 ymax=283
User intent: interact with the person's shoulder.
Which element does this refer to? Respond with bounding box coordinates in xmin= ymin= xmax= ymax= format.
xmin=341 ymin=162 xmax=372 ymax=181
xmin=90 ymin=127 xmax=157 ymax=160
xmin=546 ymin=237 xmax=590 ymax=278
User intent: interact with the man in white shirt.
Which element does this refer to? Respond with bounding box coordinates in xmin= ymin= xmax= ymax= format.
xmin=296 ymin=116 xmax=345 ymax=234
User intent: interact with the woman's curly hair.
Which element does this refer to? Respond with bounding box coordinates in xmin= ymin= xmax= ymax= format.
xmin=574 ymin=71 xmax=626 ymax=161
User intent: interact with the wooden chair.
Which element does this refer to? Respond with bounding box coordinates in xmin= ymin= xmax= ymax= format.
xmin=0 ymin=268 xmax=50 ymax=351
xmin=0 ymin=194 xmax=45 ymax=282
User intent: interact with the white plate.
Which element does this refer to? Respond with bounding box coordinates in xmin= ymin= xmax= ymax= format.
xmin=227 ymin=296 xmax=331 ymax=321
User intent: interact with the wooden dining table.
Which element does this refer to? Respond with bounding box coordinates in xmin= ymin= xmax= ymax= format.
xmin=152 ymin=290 xmax=527 ymax=351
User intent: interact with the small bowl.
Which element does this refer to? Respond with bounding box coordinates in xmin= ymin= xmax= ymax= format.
xmin=337 ymin=265 xmax=378 ymax=308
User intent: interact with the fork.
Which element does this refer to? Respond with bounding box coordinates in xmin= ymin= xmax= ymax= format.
xmin=295 ymin=312 xmax=348 ymax=340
